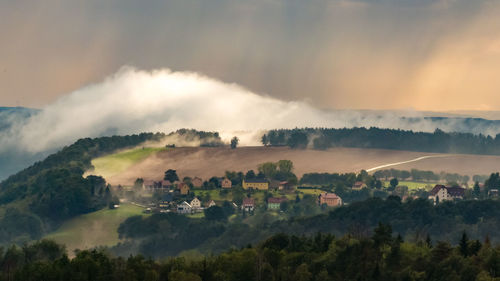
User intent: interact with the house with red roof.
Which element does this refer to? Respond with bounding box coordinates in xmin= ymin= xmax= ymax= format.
xmin=241 ymin=198 xmax=255 ymax=212
xmin=318 ymin=193 xmax=343 ymax=207
xmin=352 ymin=181 xmax=367 ymax=191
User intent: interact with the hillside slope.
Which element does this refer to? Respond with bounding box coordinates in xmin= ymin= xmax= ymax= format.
xmin=44 ymin=203 xmax=145 ymax=253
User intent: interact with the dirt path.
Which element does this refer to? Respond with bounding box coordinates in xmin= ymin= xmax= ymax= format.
xmin=366 ymin=155 xmax=452 ymax=172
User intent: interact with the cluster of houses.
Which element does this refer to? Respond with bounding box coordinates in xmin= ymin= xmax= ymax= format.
xmin=143 ymin=176 xmax=233 ymax=196
xmin=141 ymin=174 xmax=480 ymax=216
xmin=144 ymin=179 xmax=191 ymax=194
xmin=163 ymin=196 xmax=292 ymax=214
xmin=241 ymin=196 xmax=289 ymax=212
xmin=143 ymin=177 xmax=296 ymax=194
xmin=351 ymin=180 xmax=473 ymax=204
xmin=176 ymin=197 xmax=217 ymax=214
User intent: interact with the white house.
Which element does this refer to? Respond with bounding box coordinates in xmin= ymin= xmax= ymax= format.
xmin=177 ymin=201 xmax=192 ymax=214
xmin=190 ymin=197 xmax=201 ymax=209
xmin=428 ymin=185 xmax=465 ymax=204
xmin=206 ymin=200 xmax=216 ymax=208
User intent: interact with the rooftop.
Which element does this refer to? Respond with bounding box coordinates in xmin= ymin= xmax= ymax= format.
xmin=242 ymin=198 xmax=255 ymax=205
xmin=319 ymin=192 xmax=340 ymax=199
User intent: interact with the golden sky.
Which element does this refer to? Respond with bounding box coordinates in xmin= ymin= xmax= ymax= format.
xmin=1 ymin=0 xmax=500 ymax=111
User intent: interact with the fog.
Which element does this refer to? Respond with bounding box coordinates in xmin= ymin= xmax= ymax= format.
xmin=2 ymin=66 xmax=500 ymax=155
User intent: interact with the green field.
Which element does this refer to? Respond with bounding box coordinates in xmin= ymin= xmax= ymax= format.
xmin=44 ymin=203 xmax=146 ymax=254
xmin=187 ymin=212 xmax=205 ymax=219
xmin=89 ymin=147 xmax=166 ymax=178
xmin=383 ymin=180 xmax=437 ymax=190
xmin=298 ymin=188 xmax=324 ymax=196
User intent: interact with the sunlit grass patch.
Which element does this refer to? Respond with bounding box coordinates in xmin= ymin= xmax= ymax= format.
xmin=89 ymin=147 xmax=166 ymax=178
xmin=44 ymin=203 xmax=146 ymax=253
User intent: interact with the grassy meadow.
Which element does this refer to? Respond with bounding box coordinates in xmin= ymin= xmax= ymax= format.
xmin=383 ymin=180 xmax=437 ymax=190
xmin=89 ymin=147 xmax=166 ymax=178
xmin=44 ymin=203 xmax=146 ymax=254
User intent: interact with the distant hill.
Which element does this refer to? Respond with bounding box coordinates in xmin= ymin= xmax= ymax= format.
xmin=0 ymin=106 xmax=38 ymax=131
xmin=0 ymin=107 xmax=42 ymax=180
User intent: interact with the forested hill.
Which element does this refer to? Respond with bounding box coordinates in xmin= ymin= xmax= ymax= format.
xmin=114 ymin=197 xmax=500 ymax=259
xmin=262 ymin=127 xmax=500 ymax=155
xmin=0 ymin=133 xmax=165 ymax=245
xmin=2 ymin=229 xmax=499 ymax=281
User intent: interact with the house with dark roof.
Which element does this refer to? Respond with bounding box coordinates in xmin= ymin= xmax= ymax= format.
xmin=447 ymin=186 xmax=465 ymax=199
xmin=428 ymin=185 xmax=465 ymax=204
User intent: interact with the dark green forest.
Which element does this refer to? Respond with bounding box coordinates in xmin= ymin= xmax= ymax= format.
xmin=262 ymin=127 xmax=500 ymax=154
xmin=112 ymin=197 xmax=500 ymax=259
xmin=1 ymin=228 xmax=499 ymax=281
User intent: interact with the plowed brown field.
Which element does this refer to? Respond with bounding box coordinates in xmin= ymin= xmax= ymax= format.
xmin=97 ymin=146 xmax=500 ymax=185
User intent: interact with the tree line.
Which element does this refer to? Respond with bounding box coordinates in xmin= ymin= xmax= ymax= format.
xmin=372 ymin=168 xmax=481 ymax=184
xmin=1 ymin=227 xmax=499 ymax=281
xmin=261 ymin=127 xmax=500 ymax=155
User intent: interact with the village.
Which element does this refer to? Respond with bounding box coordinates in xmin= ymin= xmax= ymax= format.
xmin=109 ymin=162 xmax=498 ymax=217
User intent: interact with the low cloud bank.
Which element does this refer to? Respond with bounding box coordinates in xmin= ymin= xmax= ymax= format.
xmin=3 ymin=67 xmax=500 ymax=155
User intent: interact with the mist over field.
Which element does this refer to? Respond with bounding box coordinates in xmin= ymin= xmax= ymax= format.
xmin=2 ymin=67 xmax=500 ymax=179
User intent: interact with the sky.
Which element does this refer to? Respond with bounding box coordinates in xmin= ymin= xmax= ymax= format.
xmin=2 ymin=0 xmax=500 ymax=111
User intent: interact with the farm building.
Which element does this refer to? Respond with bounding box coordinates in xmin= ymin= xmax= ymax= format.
xmin=221 ymin=178 xmax=232 ymax=188
xmin=267 ymin=197 xmax=287 ymax=210
xmin=241 ymin=198 xmax=256 ymax=212
xmin=318 ymin=193 xmax=343 ymax=207
xmin=428 ymin=185 xmax=465 ymax=204
xmin=177 ymin=201 xmax=192 ymax=214
xmin=242 ymin=179 xmax=269 ymax=190
xmin=352 ymin=181 xmax=367 ymax=191
xmin=190 ymin=197 xmax=201 ymax=209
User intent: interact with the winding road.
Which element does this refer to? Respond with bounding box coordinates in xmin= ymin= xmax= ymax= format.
xmin=366 ymin=155 xmax=452 ymax=172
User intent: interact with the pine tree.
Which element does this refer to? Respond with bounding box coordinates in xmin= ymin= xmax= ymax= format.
xmin=426 ymin=234 xmax=432 ymax=248
xmin=459 ymin=231 xmax=469 ymax=257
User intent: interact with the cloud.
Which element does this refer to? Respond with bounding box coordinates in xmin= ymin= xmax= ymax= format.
xmin=2 ymin=66 xmax=500 ymax=157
